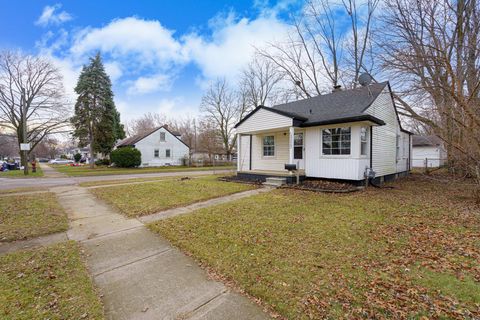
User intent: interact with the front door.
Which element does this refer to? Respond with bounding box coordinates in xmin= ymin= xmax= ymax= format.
xmin=294 ymin=132 xmax=305 ymax=170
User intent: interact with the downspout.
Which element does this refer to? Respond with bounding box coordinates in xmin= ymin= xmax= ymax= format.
xmin=369 ymin=126 xmax=373 ymax=169
xmin=249 ymin=134 xmax=252 ymax=171
xmin=408 ymin=134 xmax=411 ymax=171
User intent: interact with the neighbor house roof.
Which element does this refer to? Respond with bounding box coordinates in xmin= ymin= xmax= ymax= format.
xmin=116 ymin=126 xmax=189 ymax=148
xmin=412 ymin=135 xmax=443 ymax=147
xmin=235 ymin=82 xmax=392 ymax=128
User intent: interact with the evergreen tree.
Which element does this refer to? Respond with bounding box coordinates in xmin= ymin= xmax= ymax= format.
xmin=71 ymin=53 xmax=125 ymax=167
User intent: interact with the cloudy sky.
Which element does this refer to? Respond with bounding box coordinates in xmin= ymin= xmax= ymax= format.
xmin=0 ymin=1 xmax=302 ymax=123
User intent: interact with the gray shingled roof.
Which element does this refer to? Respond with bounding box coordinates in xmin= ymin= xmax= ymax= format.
xmin=272 ymin=82 xmax=388 ymax=126
xmin=412 ymin=135 xmax=442 ymax=147
xmin=116 ymin=126 xmax=188 ymax=148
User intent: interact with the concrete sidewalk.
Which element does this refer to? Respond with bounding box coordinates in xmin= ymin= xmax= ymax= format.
xmin=51 ymin=185 xmax=270 ymax=320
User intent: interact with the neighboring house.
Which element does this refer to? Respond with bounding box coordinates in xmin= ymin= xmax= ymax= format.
xmin=235 ymin=82 xmax=412 ymax=184
xmin=191 ymin=149 xmax=232 ymax=164
xmin=412 ymin=135 xmax=447 ymax=168
xmin=116 ymin=126 xmax=189 ymax=167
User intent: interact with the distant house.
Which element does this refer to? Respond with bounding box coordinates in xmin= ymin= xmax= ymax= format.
xmin=116 ymin=126 xmax=189 ymax=167
xmin=235 ymin=82 xmax=412 ymax=184
xmin=190 ymin=149 xmax=232 ymax=165
xmin=412 ymin=135 xmax=446 ymax=168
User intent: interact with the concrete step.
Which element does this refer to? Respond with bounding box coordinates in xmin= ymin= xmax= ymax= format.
xmin=263 ymin=177 xmax=287 ymax=187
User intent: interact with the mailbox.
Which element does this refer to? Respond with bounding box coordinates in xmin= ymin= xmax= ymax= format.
xmin=284 ymin=163 xmax=297 ymax=171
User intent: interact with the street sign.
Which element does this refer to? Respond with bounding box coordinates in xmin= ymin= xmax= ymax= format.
xmin=20 ymin=143 xmax=31 ymax=151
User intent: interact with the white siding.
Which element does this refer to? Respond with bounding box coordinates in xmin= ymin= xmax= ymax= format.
xmin=365 ymin=87 xmax=407 ymax=176
xmin=239 ymin=135 xmax=251 ymax=171
xmin=304 ymin=124 xmax=369 ymax=180
xmin=412 ymin=146 xmax=444 ymax=167
xmin=236 ymin=108 xmax=293 ymax=134
xmin=134 ymin=127 xmax=189 ymax=167
xmin=250 ymin=131 xmax=289 ymax=171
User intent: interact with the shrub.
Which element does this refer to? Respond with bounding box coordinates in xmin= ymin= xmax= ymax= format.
xmin=110 ymin=147 xmax=141 ymax=168
xmin=95 ymin=158 xmax=111 ymax=166
xmin=74 ymin=153 xmax=82 ymax=163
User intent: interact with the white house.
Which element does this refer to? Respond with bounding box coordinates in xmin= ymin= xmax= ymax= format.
xmin=412 ymin=135 xmax=446 ymax=168
xmin=116 ymin=126 xmax=189 ymax=167
xmin=235 ymin=82 xmax=412 ymax=184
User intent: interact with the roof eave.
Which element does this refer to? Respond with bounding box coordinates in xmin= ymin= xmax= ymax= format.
xmin=299 ymin=115 xmax=386 ymax=127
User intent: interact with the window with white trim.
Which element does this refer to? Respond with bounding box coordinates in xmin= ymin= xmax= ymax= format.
xmin=360 ymin=127 xmax=368 ymax=156
xmin=165 ymin=149 xmax=171 ymax=158
xmin=154 ymin=149 xmax=159 ymax=157
xmin=160 ymin=132 xmax=166 ymax=142
xmin=322 ymin=127 xmax=351 ymax=155
xmin=263 ymin=135 xmax=275 ymax=156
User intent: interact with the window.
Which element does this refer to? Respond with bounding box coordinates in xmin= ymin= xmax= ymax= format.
xmin=154 ymin=149 xmax=159 ymax=157
xmin=360 ymin=127 xmax=368 ymax=156
xmin=160 ymin=132 xmax=166 ymax=142
xmin=294 ymin=133 xmax=303 ymax=159
xmin=263 ymin=135 xmax=275 ymax=156
xmin=165 ymin=149 xmax=171 ymax=158
xmin=322 ymin=127 xmax=351 ymax=155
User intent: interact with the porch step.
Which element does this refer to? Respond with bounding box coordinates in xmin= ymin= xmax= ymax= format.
xmin=263 ymin=177 xmax=287 ymax=187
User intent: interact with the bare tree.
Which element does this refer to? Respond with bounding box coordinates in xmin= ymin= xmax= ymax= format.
xmin=378 ymin=0 xmax=480 ymax=188
xmin=257 ymin=0 xmax=379 ymax=97
xmin=0 ymin=51 xmax=68 ymax=174
xmin=200 ymin=78 xmax=245 ymax=158
xmin=168 ymin=116 xmax=197 ymax=152
xmin=125 ymin=112 xmax=167 ymax=137
xmin=239 ymin=56 xmax=284 ymax=109
xmin=197 ymin=119 xmax=223 ymax=162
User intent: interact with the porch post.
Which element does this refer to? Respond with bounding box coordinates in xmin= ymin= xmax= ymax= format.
xmin=236 ymin=133 xmax=241 ymax=171
xmin=289 ymin=126 xmax=294 ymax=165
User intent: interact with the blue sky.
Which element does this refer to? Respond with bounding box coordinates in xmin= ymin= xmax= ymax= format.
xmin=0 ymin=1 xmax=302 ymax=123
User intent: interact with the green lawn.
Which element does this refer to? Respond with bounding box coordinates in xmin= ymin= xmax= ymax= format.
xmin=148 ymin=174 xmax=480 ymax=319
xmin=0 ymin=165 xmax=43 ymax=178
xmin=0 ymin=241 xmax=104 ymax=319
xmin=91 ymin=176 xmax=256 ymax=217
xmin=0 ymin=193 xmax=68 ymax=242
xmin=50 ymin=164 xmax=234 ymax=177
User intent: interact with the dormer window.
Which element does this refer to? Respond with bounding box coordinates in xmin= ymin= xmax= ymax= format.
xmin=160 ymin=132 xmax=166 ymax=142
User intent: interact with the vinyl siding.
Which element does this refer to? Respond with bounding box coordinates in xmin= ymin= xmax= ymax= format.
xmin=134 ymin=127 xmax=189 ymax=167
xmin=250 ymin=131 xmax=289 ymax=171
xmin=236 ymin=108 xmax=293 ymax=134
xmin=238 ymin=135 xmax=251 ymax=171
xmin=365 ymin=88 xmax=402 ymax=176
xmin=412 ymin=146 xmax=445 ymax=167
xmin=304 ymin=124 xmax=369 ymax=180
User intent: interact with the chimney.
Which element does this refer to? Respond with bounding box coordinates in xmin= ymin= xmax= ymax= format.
xmin=332 ymin=85 xmax=342 ymax=92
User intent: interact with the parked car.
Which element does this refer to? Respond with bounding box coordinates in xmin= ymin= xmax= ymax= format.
xmin=48 ymin=158 xmax=74 ymax=165
xmin=38 ymin=158 xmax=50 ymax=163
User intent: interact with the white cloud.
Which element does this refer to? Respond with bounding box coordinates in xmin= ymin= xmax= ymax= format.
xmin=183 ymin=14 xmax=290 ymax=82
xmin=104 ymin=61 xmax=123 ymax=83
xmin=126 ymin=74 xmax=172 ymax=95
xmin=35 ymin=4 xmax=72 ymax=27
xmin=70 ymin=17 xmax=186 ymax=69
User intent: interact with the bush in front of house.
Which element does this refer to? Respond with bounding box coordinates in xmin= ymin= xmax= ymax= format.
xmin=74 ymin=153 xmax=82 ymax=163
xmin=110 ymin=147 xmax=141 ymax=168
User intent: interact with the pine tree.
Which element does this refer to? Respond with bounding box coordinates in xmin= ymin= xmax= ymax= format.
xmin=71 ymin=53 xmax=125 ymax=168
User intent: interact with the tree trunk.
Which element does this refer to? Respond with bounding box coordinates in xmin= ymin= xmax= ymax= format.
xmin=89 ymin=124 xmax=95 ymax=169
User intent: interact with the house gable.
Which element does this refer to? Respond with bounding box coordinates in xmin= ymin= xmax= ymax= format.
xmin=235 ymin=107 xmax=295 ymax=134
